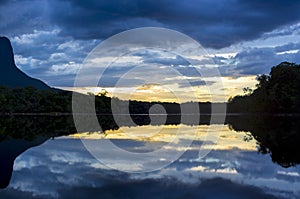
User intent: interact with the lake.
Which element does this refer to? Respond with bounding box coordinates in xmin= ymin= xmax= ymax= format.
xmin=0 ymin=115 xmax=299 ymax=199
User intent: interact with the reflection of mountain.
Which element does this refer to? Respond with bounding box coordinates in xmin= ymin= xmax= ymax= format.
xmin=0 ymin=36 xmax=299 ymax=192
xmin=0 ymin=116 xmax=75 ymax=188
xmin=0 ymin=115 xmax=299 ymax=188
xmin=0 ymin=137 xmax=48 ymax=189
xmin=0 ymin=37 xmax=49 ymax=89
xmin=0 ymin=115 xmax=118 ymax=188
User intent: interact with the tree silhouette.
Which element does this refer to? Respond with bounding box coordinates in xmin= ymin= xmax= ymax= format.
xmin=228 ymin=62 xmax=300 ymax=113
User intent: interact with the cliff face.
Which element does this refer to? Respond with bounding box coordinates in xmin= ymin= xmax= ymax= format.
xmin=0 ymin=37 xmax=50 ymax=89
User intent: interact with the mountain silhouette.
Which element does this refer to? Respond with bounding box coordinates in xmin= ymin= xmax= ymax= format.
xmin=0 ymin=36 xmax=50 ymax=89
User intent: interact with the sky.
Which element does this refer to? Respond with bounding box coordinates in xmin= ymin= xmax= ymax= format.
xmin=1 ymin=0 xmax=300 ymax=102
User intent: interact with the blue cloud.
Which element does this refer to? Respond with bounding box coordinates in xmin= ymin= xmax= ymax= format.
xmin=223 ymin=44 xmax=300 ymax=76
xmin=1 ymin=137 xmax=299 ymax=199
xmin=2 ymin=0 xmax=300 ymax=49
xmin=178 ymin=80 xmax=215 ymax=88
xmin=2 ymin=0 xmax=300 ymax=86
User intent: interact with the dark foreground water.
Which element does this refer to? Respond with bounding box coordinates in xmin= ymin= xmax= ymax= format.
xmin=0 ymin=115 xmax=299 ymax=199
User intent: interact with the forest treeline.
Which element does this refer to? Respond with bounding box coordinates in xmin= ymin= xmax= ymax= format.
xmin=228 ymin=62 xmax=300 ymax=113
xmin=0 ymin=62 xmax=299 ymax=114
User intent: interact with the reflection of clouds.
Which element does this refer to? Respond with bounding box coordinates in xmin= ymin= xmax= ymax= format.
xmin=74 ymin=124 xmax=258 ymax=151
xmin=2 ymin=126 xmax=300 ymax=198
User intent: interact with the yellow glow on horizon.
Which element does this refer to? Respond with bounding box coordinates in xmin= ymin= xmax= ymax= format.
xmin=68 ymin=124 xmax=257 ymax=151
xmin=58 ymin=75 xmax=257 ymax=103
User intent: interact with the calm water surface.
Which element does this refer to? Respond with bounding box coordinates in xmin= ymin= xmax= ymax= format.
xmin=0 ymin=116 xmax=299 ymax=199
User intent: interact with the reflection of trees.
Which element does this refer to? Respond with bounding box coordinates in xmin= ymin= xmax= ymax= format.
xmin=0 ymin=114 xmax=299 ymax=189
xmin=0 ymin=116 xmax=75 ymax=141
xmin=0 ymin=114 xmax=205 ymax=189
xmin=227 ymin=116 xmax=300 ymax=168
xmin=0 ymin=115 xmax=118 ymax=189
xmin=0 ymin=116 xmax=80 ymax=188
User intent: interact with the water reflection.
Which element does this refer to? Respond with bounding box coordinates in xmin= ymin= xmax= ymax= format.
xmin=228 ymin=116 xmax=300 ymax=168
xmin=0 ymin=116 xmax=75 ymax=189
xmin=75 ymin=124 xmax=257 ymax=151
xmin=0 ymin=115 xmax=299 ymax=198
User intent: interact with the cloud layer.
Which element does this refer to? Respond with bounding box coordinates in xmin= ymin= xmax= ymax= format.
xmin=1 ymin=130 xmax=300 ymax=199
xmin=0 ymin=0 xmax=300 ymax=93
xmin=2 ymin=0 xmax=300 ymax=48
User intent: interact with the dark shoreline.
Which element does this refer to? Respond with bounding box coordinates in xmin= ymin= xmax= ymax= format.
xmin=0 ymin=113 xmax=299 ymax=116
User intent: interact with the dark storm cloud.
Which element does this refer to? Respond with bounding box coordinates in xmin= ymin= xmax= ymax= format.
xmin=220 ymin=43 xmax=300 ymax=76
xmin=0 ymin=0 xmax=52 ymax=36
xmin=45 ymin=0 xmax=300 ymax=49
xmin=263 ymin=23 xmax=300 ymax=38
xmin=143 ymin=55 xmax=189 ymax=66
xmin=234 ymin=48 xmax=278 ymax=75
xmin=1 ymin=0 xmax=300 ymax=86
xmin=274 ymin=42 xmax=300 ymax=53
xmin=178 ymin=80 xmax=215 ymax=88
xmin=98 ymin=77 xmax=145 ymax=87
xmin=0 ymin=0 xmax=9 ymax=5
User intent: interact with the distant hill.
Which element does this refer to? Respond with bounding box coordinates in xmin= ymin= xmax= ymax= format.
xmin=0 ymin=37 xmax=50 ymax=89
